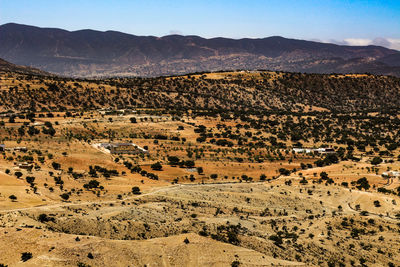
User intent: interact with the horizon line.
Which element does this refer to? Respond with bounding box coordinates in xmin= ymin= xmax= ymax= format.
xmin=1 ymin=22 xmax=397 ymax=51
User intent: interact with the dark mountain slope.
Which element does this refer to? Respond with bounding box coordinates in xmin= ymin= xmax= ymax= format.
xmin=0 ymin=57 xmax=51 ymax=76
xmin=0 ymin=23 xmax=399 ymax=77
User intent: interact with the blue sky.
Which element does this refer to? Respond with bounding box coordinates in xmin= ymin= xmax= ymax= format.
xmin=1 ymin=0 xmax=400 ymax=49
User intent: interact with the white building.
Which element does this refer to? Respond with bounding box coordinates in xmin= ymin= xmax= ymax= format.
xmin=293 ymin=147 xmax=335 ymax=154
xmin=293 ymin=148 xmax=312 ymax=153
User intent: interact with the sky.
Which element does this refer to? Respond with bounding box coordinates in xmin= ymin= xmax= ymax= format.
xmin=1 ymin=0 xmax=400 ymax=50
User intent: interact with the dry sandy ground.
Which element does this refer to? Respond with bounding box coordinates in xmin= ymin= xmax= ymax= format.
xmin=1 ymin=180 xmax=399 ymax=266
xmin=0 ymin=111 xmax=400 ymax=266
xmin=0 ymin=228 xmax=302 ymax=267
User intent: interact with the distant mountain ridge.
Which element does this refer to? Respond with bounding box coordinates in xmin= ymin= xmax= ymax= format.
xmin=0 ymin=23 xmax=399 ymax=77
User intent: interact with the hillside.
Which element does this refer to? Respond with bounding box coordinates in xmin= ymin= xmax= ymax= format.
xmin=1 ymin=23 xmax=400 ymax=77
xmin=0 ymin=57 xmax=51 ymax=76
xmin=1 ymin=70 xmax=400 ymax=113
xmin=1 ymin=68 xmax=400 ymax=266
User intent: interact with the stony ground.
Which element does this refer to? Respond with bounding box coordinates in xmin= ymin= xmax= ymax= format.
xmin=1 ymin=179 xmax=399 ymax=266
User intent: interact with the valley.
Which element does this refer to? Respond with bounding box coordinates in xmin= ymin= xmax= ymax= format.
xmin=0 ymin=69 xmax=400 ymax=266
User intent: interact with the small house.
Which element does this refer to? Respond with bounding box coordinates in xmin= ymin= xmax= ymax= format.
xmin=100 ymin=143 xmax=148 ymax=155
xmin=18 ymin=162 xmax=33 ymax=170
xmin=14 ymin=147 xmax=27 ymax=152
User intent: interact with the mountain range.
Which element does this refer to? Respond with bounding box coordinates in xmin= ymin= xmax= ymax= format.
xmin=1 ymin=23 xmax=400 ymax=77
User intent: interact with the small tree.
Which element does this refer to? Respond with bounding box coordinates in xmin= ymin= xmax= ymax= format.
xmin=184 ymin=160 xmax=195 ymax=168
xmin=9 ymin=195 xmax=17 ymax=201
xmin=210 ymin=174 xmax=218 ymax=179
xmin=371 ymin=157 xmax=382 ymax=165
xmin=21 ymin=252 xmax=32 ymax=262
xmin=300 ymin=177 xmax=308 ymax=185
xmin=88 ymin=180 xmax=100 ymax=189
xmin=131 ymin=186 xmax=141 ymax=195
xmin=26 ymin=176 xmax=35 ymax=184
xmin=151 ymin=162 xmax=163 ymax=171
xmin=278 ymin=168 xmax=290 ymax=176
xmin=52 ymin=162 xmax=61 ymax=170
xmin=356 ymin=177 xmax=370 ymax=191
xmin=320 ymin=172 xmax=329 ymax=180
xmin=373 ymin=200 xmax=381 ymax=207
xmin=168 ymin=156 xmax=180 ymax=166
xmin=14 ymin=171 xmax=23 ymax=179
xmin=60 ymin=193 xmax=70 ymax=201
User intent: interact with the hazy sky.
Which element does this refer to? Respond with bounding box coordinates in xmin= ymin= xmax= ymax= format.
xmin=1 ymin=0 xmax=400 ymax=49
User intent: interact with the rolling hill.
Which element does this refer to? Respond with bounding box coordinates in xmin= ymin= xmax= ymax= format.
xmin=1 ymin=23 xmax=400 ymax=77
xmin=1 ymin=70 xmax=400 ymax=113
xmin=0 ymin=57 xmax=51 ymax=76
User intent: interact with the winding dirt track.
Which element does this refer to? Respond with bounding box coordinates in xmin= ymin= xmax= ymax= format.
xmin=0 ymin=181 xmax=268 ymax=214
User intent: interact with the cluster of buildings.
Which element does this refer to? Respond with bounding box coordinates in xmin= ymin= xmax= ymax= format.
xmin=292 ymin=147 xmax=336 ymax=154
xmin=7 ymin=146 xmax=27 ymax=152
xmin=0 ymin=144 xmax=28 ymax=152
xmin=99 ymin=143 xmax=148 ymax=155
xmin=97 ymin=108 xmax=136 ymax=116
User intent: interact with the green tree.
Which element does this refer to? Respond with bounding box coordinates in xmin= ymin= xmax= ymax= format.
xmin=197 ymin=167 xmax=204 ymax=174
xmin=371 ymin=157 xmax=383 ymax=165
xmin=151 ymin=162 xmax=163 ymax=171
xmin=52 ymin=162 xmax=61 ymax=170
xmin=356 ymin=177 xmax=370 ymax=191
xmin=60 ymin=193 xmax=70 ymax=201
xmin=21 ymin=252 xmax=32 ymax=262
xmin=131 ymin=186 xmax=141 ymax=195
xmin=26 ymin=176 xmax=35 ymax=184
xmin=168 ymin=156 xmax=180 ymax=166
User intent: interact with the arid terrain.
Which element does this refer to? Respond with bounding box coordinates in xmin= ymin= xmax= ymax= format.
xmin=0 ymin=67 xmax=400 ymax=266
